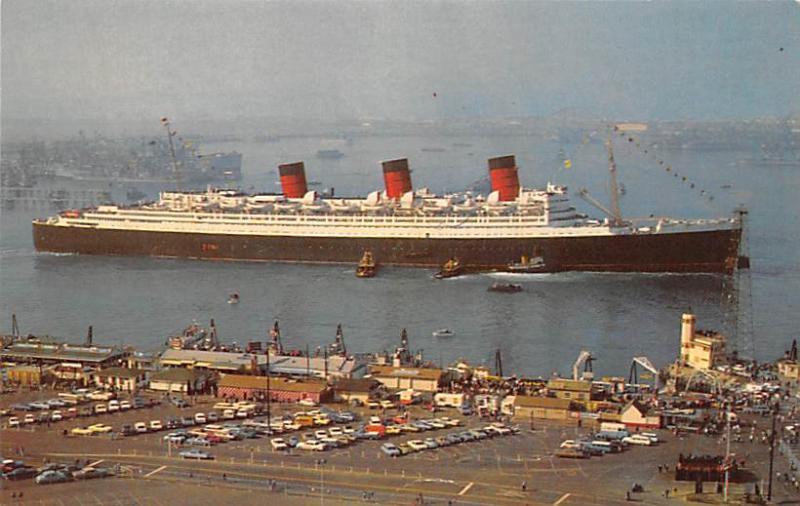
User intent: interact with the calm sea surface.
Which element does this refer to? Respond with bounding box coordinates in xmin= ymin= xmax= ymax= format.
xmin=2 ymin=132 xmax=798 ymax=377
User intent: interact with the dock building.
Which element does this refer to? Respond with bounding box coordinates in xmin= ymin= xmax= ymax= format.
xmin=216 ymin=373 xmax=332 ymax=403
xmin=679 ymin=313 xmax=727 ymax=370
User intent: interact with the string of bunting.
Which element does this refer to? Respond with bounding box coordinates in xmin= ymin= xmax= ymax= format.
xmin=612 ymin=125 xmax=714 ymax=203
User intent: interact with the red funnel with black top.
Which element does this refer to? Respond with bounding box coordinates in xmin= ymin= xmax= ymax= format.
xmin=278 ymin=161 xmax=308 ymax=198
xmin=382 ymin=158 xmax=413 ymax=199
xmin=488 ymin=155 xmax=520 ymax=201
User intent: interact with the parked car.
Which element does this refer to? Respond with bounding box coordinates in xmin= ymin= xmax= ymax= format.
xmin=71 ymin=426 xmax=94 ymax=436
xmin=271 ymin=438 xmax=288 ymax=451
xmin=51 ymin=410 xmax=63 ymax=421
xmin=134 ymin=422 xmax=148 ymax=433
xmin=179 ymin=449 xmax=214 ymax=460
xmin=107 ymin=400 xmax=120 ymax=412
xmin=47 ymin=399 xmax=67 ymax=408
xmin=170 ymin=397 xmax=188 ymax=408
xmin=381 ymin=443 xmax=401 ymax=457
xmin=149 ymin=420 xmax=163 ymax=431
xmin=23 ymin=414 xmax=36 ymax=424
xmin=94 ymin=404 xmax=108 ymax=415
xmin=121 ymin=424 xmax=135 ymax=436
xmin=36 ymin=469 xmax=74 ymax=484
xmin=194 ymin=413 xmax=207 ymax=424
xmin=119 ymin=400 xmax=132 ymax=411
xmin=298 ymin=398 xmax=318 ymax=407
xmin=423 ymin=438 xmax=439 ymax=449
xmin=29 ymin=401 xmax=51 ymax=411
xmin=8 ymin=417 xmax=20 ymax=428
xmin=206 ymin=411 xmax=219 ymax=422
xmin=297 ymin=440 xmax=327 ymax=451
xmin=3 ymin=466 xmax=38 ymax=481
xmin=74 ymin=467 xmax=112 ymax=480
xmin=88 ymin=424 xmax=113 ymax=434
xmin=407 ymin=440 xmax=428 ymax=452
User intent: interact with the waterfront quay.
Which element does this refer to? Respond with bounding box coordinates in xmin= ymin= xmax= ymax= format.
xmin=2 ymin=314 xmax=800 ymax=504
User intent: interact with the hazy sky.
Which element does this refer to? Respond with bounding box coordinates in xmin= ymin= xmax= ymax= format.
xmin=2 ymin=0 xmax=799 ymax=124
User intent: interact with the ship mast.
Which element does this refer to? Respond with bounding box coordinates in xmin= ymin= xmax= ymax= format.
xmin=606 ymin=138 xmax=624 ymax=227
xmin=161 ymin=117 xmax=182 ymax=191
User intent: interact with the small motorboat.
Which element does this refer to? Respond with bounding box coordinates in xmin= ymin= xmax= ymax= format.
xmin=355 ymin=250 xmax=377 ymax=278
xmin=506 ymin=255 xmax=546 ymax=273
xmin=488 ymin=282 xmax=524 ymax=293
xmin=227 ymin=292 xmax=240 ymax=304
xmin=434 ymin=257 xmax=464 ymax=279
xmin=432 ymin=328 xmax=454 ymax=338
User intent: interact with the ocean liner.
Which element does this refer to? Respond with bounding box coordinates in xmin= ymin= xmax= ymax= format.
xmin=33 ymin=149 xmax=743 ymax=273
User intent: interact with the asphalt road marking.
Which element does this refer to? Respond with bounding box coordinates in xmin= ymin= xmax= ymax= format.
xmin=458 ymin=482 xmax=474 ymax=496
xmin=554 ymin=492 xmax=571 ymax=505
xmin=145 ymin=465 xmax=168 ymax=477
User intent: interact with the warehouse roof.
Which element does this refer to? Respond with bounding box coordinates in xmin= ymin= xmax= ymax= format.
xmin=514 ymin=396 xmax=573 ymax=410
xmin=369 ymin=365 xmax=443 ymax=381
xmin=218 ymin=374 xmax=329 ymax=394
xmin=2 ymin=340 xmax=126 ymax=364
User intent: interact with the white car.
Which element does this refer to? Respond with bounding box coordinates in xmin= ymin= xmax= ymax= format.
xmin=107 ymin=400 xmax=120 ymax=412
xmin=271 ymin=438 xmax=288 ymax=451
xmin=328 ymin=427 xmax=344 ymax=437
xmin=427 ymin=420 xmax=446 ymax=429
xmin=298 ymin=399 xmax=318 ymax=407
xmin=560 ymin=440 xmax=581 ymax=449
xmin=149 ymin=420 xmax=163 ymax=431
xmin=622 ymin=435 xmax=652 ymax=446
xmin=194 ymin=413 xmax=207 ymax=424
xmin=297 ymin=440 xmax=327 ymax=451
xmin=407 ymin=440 xmax=428 ymax=452
xmin=119 ymin=401 xmax=132 ymax=411
xmin=639 ymin=432 xmax=659 ymax=443
xmin=94 ymin=404 xmax=108 ymax=414
xmin=8 ymin=417 xmax=20 ymax=428
xmin=134 ymin=422 xmax=148 ymax=433
xmin=369 ymin=416 xmax=382 ymax=425
xmin=50 ymin=410 xmax=63 ymax=421
xmin=439 ymin=417 xmax=461 ymax=427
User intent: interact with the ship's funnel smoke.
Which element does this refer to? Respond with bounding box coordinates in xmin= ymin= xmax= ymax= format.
xmin=382 ymin=158 xmax=413 ymax=199
xmin=488 ymin=155 xmax=520 ymax=202
xmin=278 ymin=161 xmax=308 ymax=198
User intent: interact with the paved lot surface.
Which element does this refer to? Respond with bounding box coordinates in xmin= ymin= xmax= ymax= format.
xmin=2 ymin=390 xmax=799 ymax=505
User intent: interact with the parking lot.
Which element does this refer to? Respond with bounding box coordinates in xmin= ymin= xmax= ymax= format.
xmin=3 ymin=388 xmax=799 ymax=505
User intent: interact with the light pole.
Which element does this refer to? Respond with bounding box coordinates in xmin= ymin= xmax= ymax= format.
xmin=316 ymin=458 xmax=326 ymax=506
xmin=768 ymin=401 xmax=780 ymax=501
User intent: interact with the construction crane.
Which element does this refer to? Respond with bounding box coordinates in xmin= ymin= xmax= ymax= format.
xmin=572 ymin=350 xmax=596 ymax=381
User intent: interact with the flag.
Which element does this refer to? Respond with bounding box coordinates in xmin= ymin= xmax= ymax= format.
xmin=563 ymin=159 xmax=572 ymax=169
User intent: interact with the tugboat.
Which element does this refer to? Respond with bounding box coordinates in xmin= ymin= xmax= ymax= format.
xmin=227 ymin=292 xmax=240 ymax=304
xmin=432 ymin=328 xmax=455 ymax=338
xmin=355 ymin=250 xmax=377 ymax=278
xmin=488 ymin=282 xmax=524 ymax=293
xmin=434 ymin=257 xmax=464 ymax=279
xmin=506 ymin=255 xmax=546 ymax=273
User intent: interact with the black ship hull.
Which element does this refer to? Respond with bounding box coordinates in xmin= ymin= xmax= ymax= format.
xmin=32 ymin=222 xmax=740 ymax=274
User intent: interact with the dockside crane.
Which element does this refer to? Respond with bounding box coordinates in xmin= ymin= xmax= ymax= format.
xmin=628 ymin=356 xmax=659 ymax=391
xmin=572 ymin=350 xmax=596 ymax=381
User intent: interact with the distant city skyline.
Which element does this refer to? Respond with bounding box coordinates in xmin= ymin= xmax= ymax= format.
xmin=2 ymin=0 xmax=799 ymax=129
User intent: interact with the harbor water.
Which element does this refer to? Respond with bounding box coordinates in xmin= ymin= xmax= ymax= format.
xmin=1 ymin=132 xmax=798 ymax=377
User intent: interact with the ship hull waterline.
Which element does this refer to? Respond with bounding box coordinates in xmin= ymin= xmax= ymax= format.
xmin=33 ymin=222 xmax=740 ymax=274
